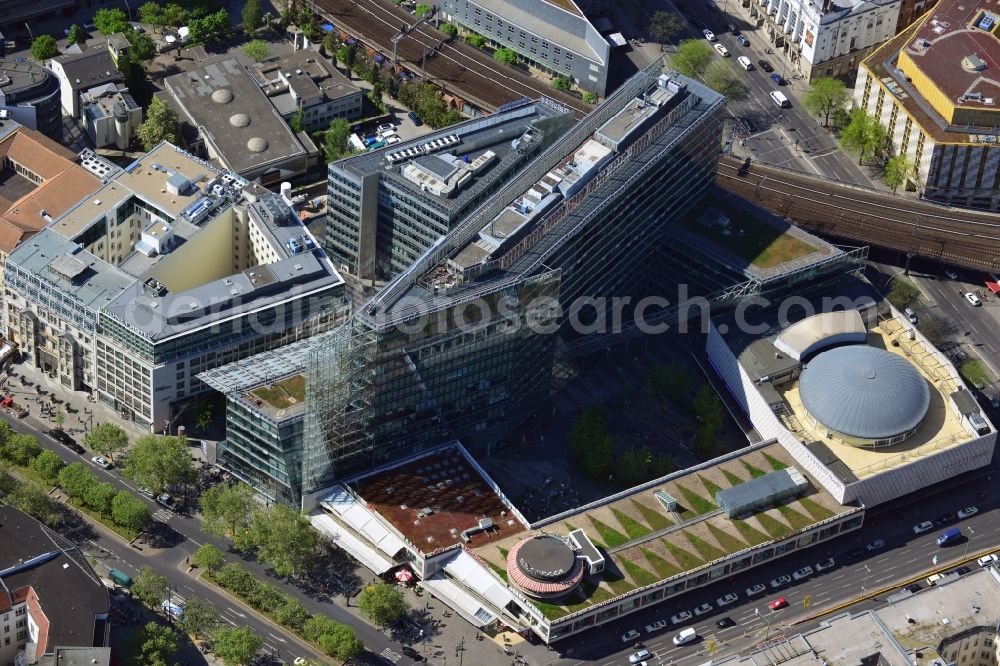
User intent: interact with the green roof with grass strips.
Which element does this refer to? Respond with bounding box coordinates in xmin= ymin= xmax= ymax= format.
xmin=732 ymin=519 xmax=770 ymax=546
xmin=676 ymin=483 xmax=717 ymax=515
xmin=741 ymin=460 xmax=766 ymax=478
xmin=699 ymin=474 xmax=724 ymax=497
xmin=798 ymin=496 xmax=835 ymax=521
xmin=777 ymin=504 xmax=813 ymax=531
xmin=685 ymin=533 xmax=727 ymax=561
xmin=620 ymin=558 xmax=659 ymax=586
xmin=755 ymin=512 xmax=793 ymax=539
xmin=721 ymin=469 xmax=745 ymax=486
xmin=641 ymin=548 xmax=681 ymax=579
xmin=603 ymin=570 xmax=634 ymax=595
xmin=763 ymin=453 xmax=788 ymax=471
xmin=612 ymin=507 xmax=652 ymax=540
xmin=589 ymin=516 xmax=628 ymax=548
xmin=632 ymin=499 xmax=673 ymax=531
xmin=707 ymin=522 xmax=748 ymax=553
xmin=663 ymin=540 xmax=703 ymax=570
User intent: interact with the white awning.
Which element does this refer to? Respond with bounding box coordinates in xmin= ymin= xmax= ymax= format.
xmin=420 ymin=575 xmax=497 ymax=628
xmin=320 ymin=486 xmax=408 ymax=558
xmin=311 ymin=513 xmax=394 ymax=574
xmin=442 ymin=550 xmax=515 ymax=610
xmin=607 ymin=32 xmax=627 ymax=47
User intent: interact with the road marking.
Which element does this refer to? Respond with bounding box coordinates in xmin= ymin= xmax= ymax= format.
xmin=152 ymin=509 xmax=172 ymax=523
xmin=381 ymin=648 xmax=402 ymax=663
xmin=221 ymin=616 xmax=237 ymax=626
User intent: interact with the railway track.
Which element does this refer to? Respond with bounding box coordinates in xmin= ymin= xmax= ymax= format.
xmin=716 ymin=156 xmax=1000 ymax=271
xmin=312 ymin=0 xmax=590 ymax=117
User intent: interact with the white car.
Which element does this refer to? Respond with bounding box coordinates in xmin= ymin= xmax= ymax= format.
xmin=737 ymin=55 xmax=754 ymax=70
xmin=644 ymin=620 xmax=667 ymax=634
xmin=913 ymin=521 xmax=934 ymax=534
xmin=385 ymin=135 xmax=402 ymax=145
xmin=670 ymin=610 xmax=693 ymax=625
xmin=693 ymin=602 xmax=713 ymax=616
xmin=621 ymin=629 xmax=641 ymax=643
xmin=815 ymin=558 xmax=836 ymax=572
xmin=792 ymin=565 xmax=814 ymax=581
xmin=629 ymin=650 xmax=651 ymax=664
xmin=673 ymin=628 xmax=698 ymax=646
xmin=746 ymin=583 xmax=766 ymax=597
xmin=716 ymin=593 xmax=738 ymax=607
xmin=958 ymin=506 xmax=979 ymax=519
xmin=977 ymin=554 xmax=999 ymax=567
xmin=965 ymin=292 xmax=982 ymax=306
xmin=769 ymin=574 xmax=791 ymax=588
xmin=713 ymin=43 xmax=730 ymax=57
xmin=92 ymin=455 xmax=113 ymax=470
xmin=376 ymin=123 xmax=396 ymax=134
xmin=703 ymin=29 xmax=717 ymax=41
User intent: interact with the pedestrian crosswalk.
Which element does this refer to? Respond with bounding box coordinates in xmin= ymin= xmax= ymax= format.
xmin=381 ymin=648 xmax=402 ymax=663
xmin=152 ymin=508 xmax=172 ymax=523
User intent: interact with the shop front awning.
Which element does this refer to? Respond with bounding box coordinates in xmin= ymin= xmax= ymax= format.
xmin=311 ymin=513 xmax=395 ymax=574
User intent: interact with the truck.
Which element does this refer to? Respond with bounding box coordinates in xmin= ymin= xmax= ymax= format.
xmin=1 ymin=396 xmax=28 ymax=418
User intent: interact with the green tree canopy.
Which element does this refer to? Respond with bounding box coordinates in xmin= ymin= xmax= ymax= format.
xmin=617 ymin=447 xmax=653 ymax=488
xmin=162 ymin=3 xmax=190 ymax=26
xmin=137 ymin=97 xmax=180 ymax=150
xmin=191 ymin=543 xmax=225 ymax=571
xmin=703 ymin=61 xmax=748 ymax=100
xmin=111 ymin=490 xmax=152 ymax=532
xmin=243 ymin=38 xmax=270 ymax=62
xmin=212 ymin=626 xmax=263 ymax=666
xmin=85 ymin=423 xmax=129 ymax=462
xmin=94 ymin=8 xmax=129 ymax=35
xmin=30 ymin=35 xmax=59 ymax=62
xmin=569 ymin=405 xmax=614 ymax=480
xmin=440 ymin=22 xmax=458 ymax=36
xmin=693 ymin=383 xmax=724 ymax=458
xmin=3 ymin=433 xmax=41 ymax=466
xmin=32 ymin=449 xmax=64 ymax=480
xmin=493 ymin=47 xmax=518 ymax=66
xmin=357 ymin=581 xmax=409 ymax=626
xmin=132 ymin=566 xmax=168 ymax=608
xmin=84 ymin=481 xmax=117 ymax=516
xmin=136 ymin=622 xmax=179 ymax=666
xmin=243 ymin=504 xmax=317 ymax=576
xmin=884 ymin=154 xmax=915 ymax=193
xmin=323 ymin=118 xmax=352 ymax=162
xmin=802 ymin=77 xmax=849 ymax=127
xmin=178 ymin=597 xmax=219 ymax=638
xmin=66 ymin=24 xmax=87 ymax=45
xmin=199 ymin=482 xmax=258 ymax=540
xmin=649 ymin=11 xmax=684 ymax=50
xmin=126 ymin=28 xmax=157 ymax=61
xmin=415 ymin=3 xmax=432 ymax=16
xmin=464 ymin=33 xmax=486 ymax=48
xmin=302 ymin=615 xmax=339 ymax=641
xmin=214 ymin=563 xmax=259 ymax=598
xmin=672 ymin=39 xmax=713 ymax=77
xmin=841 ymin=108 xmax=888 ymax=165
xmin=138 ymin=2 xmax=164 ymax=24
xmin=319 ymin=623 xmax=364 ymax=660
xmin=58 ymin=463 xmax=97 ymax=499
xmin=583 ymin=91 xmax=597 ymax=104
xmin=242 ymin=0 xmax=263 ymax=31
xmin=121 ymin=434 xmax=195 ymax=493
xmin=9 ymin=485 xmax=59 ymax=526
xmin=188 ymin=9 xmax=230 ymax=43
xmin=273 ymin=596 xmax=310 ymax=630
xmin=885 ymin=276 xmax=920 ymax=310
xmin=552 ymin=76 xmax=572 ymax=91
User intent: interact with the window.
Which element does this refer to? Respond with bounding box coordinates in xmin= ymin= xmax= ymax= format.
xmin=15 ymin=631 xmax=24 ymax=641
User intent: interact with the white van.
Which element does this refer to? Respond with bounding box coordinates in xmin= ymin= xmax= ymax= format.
xmin=770 ymin=90 xmax=790 ymax=108
xmin=737 ymin=56 xmax=754 ymax=71
xmin=673 ymin=628 xmax=698 ymax=646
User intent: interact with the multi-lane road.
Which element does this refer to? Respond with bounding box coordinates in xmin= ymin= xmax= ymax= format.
xmin=553 ymin=463 xmax=1000 ymax=666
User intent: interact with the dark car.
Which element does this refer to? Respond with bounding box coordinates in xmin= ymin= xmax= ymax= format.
xmin=407 ymin=111 xmax=423 ymax=126
xmin=843 ymin=547 xmax=867 ymax=561
xmin=936 ymin=512 xmax=958 ymax=525
xmin=758 ymin=59 xmax=774 ymax=72
xmin=728 ymin=23 xmax=740 ymax=34
xmin=770 ymin=73 xmax=785 ymax=85
xmin=736 ymin=35 xmax=750 ymax=46
xmin=905 ymin=583 xmax=921 ymax=593
xmin=401 ymin=646 xmax=424 ymax=661
xmin=955 ymin=566 xmax=972 ymax=576
xmin=716 ymin=617 xmax=736 ymax=629
xmin=48 ymin=429 xmax=85 ymax=454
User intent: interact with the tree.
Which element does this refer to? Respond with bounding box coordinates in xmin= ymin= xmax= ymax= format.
xmin=273 ymin=596 xmax=310 ymax=630
xmin=214 ymin=563 xmax=259 ymax=598
xmin=66 ymin=24 xmax=87 ymax=45
xmin=493 ymin=47 xmax=518 ymax=66
xmin=703 ymin=61 xmax=748 ymax=100
xmin=693 ymin=383 xmax=723 ymax=458
xmin=248 ymin=582 xmax=284 ymax=612
xmin=617 ymin=447 xmax=652 ymax=488
xmin=583 ymin=91 xmax=597 ymax=104
xmin=357 ymin=581 xmax=408 ymax=626
xmin=335 ymin=44 xmax=357 ymax=70
xmin=199 ymin=483 xmax=258 ymax=540
xmin=136 ymin=622 xmax=179 ymax=666
xmin=245 ymin=504 xmax=317 ymax=576
xmin=802 ymin=77 xmax=849 ymax=127
xmin=9 ymin=485 xmax=59 ymax=526
xmin=884 ymin=154 xmax=915 ymax=193
xmin=127 ymin=28 xmax=157 ymax=61
xmin=111 ymin=490 xmax=152 ymax=532
xmin=243 ymin=38 xmax=270 ymax=62
xmin=672 ymin=39 xmax=713 ymax=77
xmin=415 ymin=3 xmax=432 ymax=16
xmin=30 ymin=35 xmax=59 ymax=61
xmin=161 ymin=3 xmax=189 ymax=26
xmin=3 ymin=433 xmax=41 ymax=466
xmin=323 ymin=118 xmax=352 ymax=162
xmin=137 ymin=97 xmax=180 ymax=150
xmin=650 ymin=361 xmax=690 ymax=401
xmin=178 ymin=597 xmax=219 ymax=638
xmin=648 ymin=11 xmax=684 ymax=50
xmin=464 ymin=33 xmax=486 ymax=49
xmin=569 ymin=405 xmax=614 ymax=481
xmin=319 ymin=624 xmax=364 ymax=660
xmin=32 ymin=449 xmax=64 ymax=480
xmin=841 ymin=108 xmax=888 ymax=165
xmin=885 ymin=276 xmax=920 ymax=310
xmin=121 ymin=434 xmax=195 ymax=493
xmin=552 ymin=77 xmax=572 ymax=91
xmin=84 ymin=481 xmax=117 ymax=516
xmin=303 ymin=615 xmax=339 ymax=642
xmin=440 ymin=22 xmax=458 ymax=36
xmin=212 ymin=626 xmax=263 ymax=666
xmin=132 ymin=566 xmax=169 ymax=608
xmin=242 ymin=0 xmax=263 ymax=31
xmin=138 ymin=2 xmax=164 ymax=24
xmin=918 ymin=314 xmax=953 ymax=346
xmin=191 ymin=543 xmax=225 ymax=572
xmin=85 ymin=423 xmax=129 ymax=463
xmin=94 ymin=8 xmax=129 ymax=35
xmin=58 ymin=463 xmax=97 ymax=499
xmin=189 ymin=9 xmax=230 ymax=43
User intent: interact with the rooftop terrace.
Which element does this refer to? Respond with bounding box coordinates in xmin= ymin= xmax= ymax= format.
xmin=244 ymin=373 xmax=307 ymax=420
xmin=473 ymin=443 xmax=851 ymax=620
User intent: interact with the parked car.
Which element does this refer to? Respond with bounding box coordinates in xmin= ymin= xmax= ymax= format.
xmin=644 ymin=620 xmax=667 ymax=634
xmin=746 ymin=583 xmax=766 ymax=597
xmin=736 ymin=34 xmax=750 ymax=46
xmin=716 ymin=617 xmax=736 ymax=629
xmin=716 ymin=593 xmax=738 ymax=607
xmin=769 ymin=574 xmax=791 ymax=588
xmin=944 ymin=269 xmax=959 ymax=279
xmin=92 ymin=455 xmax=113 ymax=470
xmin=769 ymin=597 xmax=788 ymax=611
xmin=407 ymin=111 xmax=423 ymax=125
xmin=138 ymin=486 xmax=155 ymax=498
xmin=385 ymin=135 xmax=402 ymax=145
xmin=815 ymin=558 xmax=836 ymax=572
xmin=913 ymin=521 xmax=934 ymax=534
xmin=48 ymin=429 xmax=84 ymax=453
xmin=758 ymin=59 xmax=774 ymax=72
xmin=770 ymin=73 xmax=785 ymax=85
xmin=713 ymin=43 xmax=730 ymax=57
xmin=670 ymin=610 xmax=693 ymax=625
xmin=977 ymin=554 xmax=999 ymax=567
xmin=905 ymin=307 xmax=918 ymax=324
xmin=866 ymin=539 xmax=885 ymax=552
xmin=843 ymin=547 xmax=867 ymax=561
xmin=629 ymin=650 xmax=651 ymax=663
xmin=401 ymin=646 xmax=424 ymax=661
xmin=156 ymin=494 xmax=176 ymax=509
xmin=621 ymin=629 xmax=641 ymax=643
xmin=727 ymin=23 xmax=740 ymax=34
xmin=936 ymin=512 xmax=959 ymax=525
xmin=792 ymin=566 xmax=814 ymax=581
xmin=905 ymin=583 xmax=921 ymax=593
xmin=377 ymin=123 xmax=396 ymax=134
xmin=926 ymin=573 xmax=944 ymax=586
xmin=703 ymin=29 xmax=717 ymax=41
xmin=958 ymin=506 xmax=978 ymax=519
xmin=965 ymin=292 xmax=982 ymax=306
xmin=954 ymin=566 xmax=971 ymax=576
xmin=693 ymin=602 xmax=714 ymax=616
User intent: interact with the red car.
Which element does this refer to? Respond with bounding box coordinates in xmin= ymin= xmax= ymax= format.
xmin=769 ymin=597 xmax=788 ymax=611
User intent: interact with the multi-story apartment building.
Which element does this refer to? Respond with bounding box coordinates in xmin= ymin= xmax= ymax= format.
xmin=854 ymin=0 xmax=1000 ymax=209
xmin=0 ymin=58 xmax=62 ymax=140
xmin=250 ymin=51 xmax=363 ymax=132
xmin=4 ymin=141 xmax=346 ymax=429
xmin=437 ymin=0 xmax=611 ymax=94
xmin=749 ymin=0 xmax=900 ymax=81
xmin=325 ymin=100 xmax=576 ymax=279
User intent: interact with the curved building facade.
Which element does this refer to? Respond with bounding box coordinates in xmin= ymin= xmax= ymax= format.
xmin=0 ymin=59 xmax=62 ymax=140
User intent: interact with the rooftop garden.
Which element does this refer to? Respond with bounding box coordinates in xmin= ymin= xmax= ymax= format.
xmin=250 ymin=374 xmax=306 ymax=409
xmin=681 ymin=207 xmax=819 ymax=269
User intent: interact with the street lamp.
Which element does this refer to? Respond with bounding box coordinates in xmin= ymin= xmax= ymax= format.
xmin=861 ymin=564 xmax=872 ymax=596
xmin=756 ymin=607 xmax=773 ymax=641
xmin=964 ymin=527 xmax=975 ymax=558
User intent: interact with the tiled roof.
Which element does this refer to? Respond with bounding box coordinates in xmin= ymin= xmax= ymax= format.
xmin=0 ymin=219 xmax=31 ymax=255
xmin=0 ymin=127 xmax=77 ymax=181
xmin=3 ymin=166 xmax=101 ymax=232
